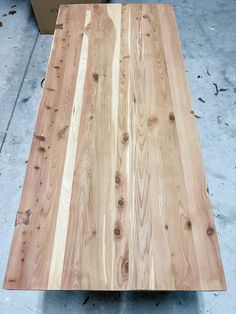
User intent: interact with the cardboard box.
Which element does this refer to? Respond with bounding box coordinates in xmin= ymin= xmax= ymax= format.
xmin=31 ymin=0 xmax=106 ymax=34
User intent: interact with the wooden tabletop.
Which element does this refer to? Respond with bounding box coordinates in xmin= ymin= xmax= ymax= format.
xmin=4 ymin=4 xmax=226 ymax=291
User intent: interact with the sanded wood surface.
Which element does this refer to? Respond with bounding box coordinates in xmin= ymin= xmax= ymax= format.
xmin=4 ymin=4 xmax=226 ymax=291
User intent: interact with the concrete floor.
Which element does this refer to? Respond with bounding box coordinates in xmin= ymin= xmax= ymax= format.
xmin=0 ymin=0 xmax=235 ymax=313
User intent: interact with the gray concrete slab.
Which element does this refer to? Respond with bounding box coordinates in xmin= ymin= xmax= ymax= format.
xmin=0 ymin=0 xmax=235 ymax=313
xmin=0 ymin=0 xmax=38 ymax=149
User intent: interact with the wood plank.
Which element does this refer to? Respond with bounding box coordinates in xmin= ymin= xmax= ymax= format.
xmin=4 ymin=5 xmax=87 ymax=289
xmin=4 ymin=4 xmax=226 ymax=291
xmin=158 ymin=4 xmax=226 ymax=289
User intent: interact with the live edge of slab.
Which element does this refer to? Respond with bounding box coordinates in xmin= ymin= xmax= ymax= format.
xmin=4 ymin=4 xmax=226 ymax=291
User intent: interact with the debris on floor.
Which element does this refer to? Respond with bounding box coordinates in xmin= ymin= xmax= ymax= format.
xmin=206 ymin=67 xmax=211 ymax=76
xmin=213 ymin=83 xmax=219 ymax=95
xmin=40 ymin=78 xmax=45 ymax=88
xmin=198 ymin=97 xmax=206 ymax=103
xmin=190 ymin=110 xmax=201 ymax=119
xmin=8 ymin=10 xmax=17 ymax=16
xmin=82 ymin=296 xmax=90 ymax=305
xmin=219 ymin=88 xmax=228 ymax=92
xmin=217 ymin=87 xmax=236 ymax=93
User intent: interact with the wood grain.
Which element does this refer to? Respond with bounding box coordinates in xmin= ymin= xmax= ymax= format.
xmin=4 ymin=4 xmax=226 ymax=291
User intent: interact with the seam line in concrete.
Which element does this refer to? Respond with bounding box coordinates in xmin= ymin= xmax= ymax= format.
xmin=0 ymin=31 xmax=40 ymax=154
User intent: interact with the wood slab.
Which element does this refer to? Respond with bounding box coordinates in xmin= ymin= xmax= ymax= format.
xmin=4 ymin=4 xmax=226 ymax=291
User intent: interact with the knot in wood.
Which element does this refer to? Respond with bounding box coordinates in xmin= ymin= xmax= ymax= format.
xmin=93 ymin=73 xmax=99 ymax=81
xmin=121 ymin=257 xmax=129 ymax=277
xmin=122 ymin=133 xmax=129 ymax=144
xmin=207 ymin=227 xmax=214 ymax=236
xmin=114 ymin=228 xmax=120 ymax=236
xmin=187 ymin=220 xmax=192 ymax=228
xmin=39 ymin=146 xmax=46 ymax=152
xmin=115 ymin=171 xmax=122 ymax=185
xmin=117 ymin=197 xmax=125 ymax=208
xmin=114 ymin=221 xmax=123 ymax=239
xmin=169 ymin=112 xmax=175 ymax=121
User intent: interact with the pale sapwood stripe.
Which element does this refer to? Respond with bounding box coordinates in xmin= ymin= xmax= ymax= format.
xmin=106 ymin=4 xmax=121 ymax=290
xmin=47 ymin=10 xmax=91 ymax=289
